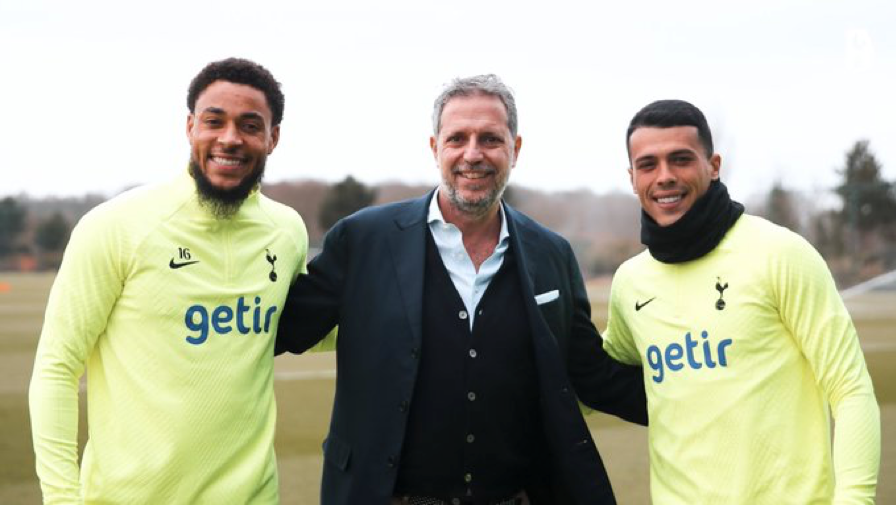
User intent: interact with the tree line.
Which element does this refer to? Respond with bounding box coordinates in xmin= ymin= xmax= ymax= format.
xmin=1 ymin=141 xmax=894 ymax=286
xmin=759 ymin=141 xmax=896 ymax=285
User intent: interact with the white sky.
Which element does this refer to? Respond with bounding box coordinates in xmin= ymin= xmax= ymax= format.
xmin=2 ymin=0 xmax=893 ymax=205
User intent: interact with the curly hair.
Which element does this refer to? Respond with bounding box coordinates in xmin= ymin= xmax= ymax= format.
xmin=187 ymin=58 xmax=285 ymax=126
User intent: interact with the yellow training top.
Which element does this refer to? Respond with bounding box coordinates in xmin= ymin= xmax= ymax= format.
xmin=603 ymin=214 xmax=880 ymax=504
xmin=29 ymin=172 xmax=307 ymax=504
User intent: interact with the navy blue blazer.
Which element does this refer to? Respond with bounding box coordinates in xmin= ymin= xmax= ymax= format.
xmin=276 ymin=191 xmax=647 ymax=505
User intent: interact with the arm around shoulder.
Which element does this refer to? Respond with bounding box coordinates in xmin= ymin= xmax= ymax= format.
xmin=275 ymin=218 xmax=349 ymax=355
xmin=562 ymin=242 xmax=648 ymax=425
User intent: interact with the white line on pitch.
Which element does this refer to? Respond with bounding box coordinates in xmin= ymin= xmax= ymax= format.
xmin=275 ymin=370 xmax=337 ymax=381
xmin=862 ymin=342 xmax=896 ymax=352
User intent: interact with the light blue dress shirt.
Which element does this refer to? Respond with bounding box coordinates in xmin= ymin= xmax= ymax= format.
xmin=427 ymin=189 xmax=510 ymax=330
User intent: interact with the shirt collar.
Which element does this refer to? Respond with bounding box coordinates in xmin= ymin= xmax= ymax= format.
xmin=427 ymin=188 xmax=510 ymax=243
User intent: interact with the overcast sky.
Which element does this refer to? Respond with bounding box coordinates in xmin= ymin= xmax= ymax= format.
xmin=2 ymin=0 xmax=893 ymax=205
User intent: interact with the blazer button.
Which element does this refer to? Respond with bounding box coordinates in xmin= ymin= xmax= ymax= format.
xmin=458 ymin=310 xmax=468 ymax=320
xmin=387 ymin=456 xmax=396 ymax=468
xmin=410 ymin=347 xmax=420 ymax=359
xmin=399 ymin=400 xmax=409 ymax=413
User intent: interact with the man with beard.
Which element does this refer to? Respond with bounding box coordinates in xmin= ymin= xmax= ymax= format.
xmin=275 ymin=74 xmax=647 ymax=505
xmin=29 ymin=58 xmax=306 ymax=504
xmin=602 ymin=99 xmax=880 ymax=503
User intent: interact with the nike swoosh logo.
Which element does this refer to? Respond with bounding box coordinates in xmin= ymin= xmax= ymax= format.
xmin=169 ymin=259 xmax=200 ymax=269
xmin=635 ymin=297 xmax=656 ymax=311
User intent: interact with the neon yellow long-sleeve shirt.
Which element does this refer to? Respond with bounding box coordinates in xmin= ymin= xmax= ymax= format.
xmin=603 ymin=214 xmax=880 ymax=504
xmin=29 ymin=172 xmax=307 ymax=504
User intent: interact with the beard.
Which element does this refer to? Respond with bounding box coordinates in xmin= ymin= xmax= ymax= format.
xmin=442 ymin=162 xmax=509 ymax=218
xmin=188 ymin=157 xmax=266 ymax=219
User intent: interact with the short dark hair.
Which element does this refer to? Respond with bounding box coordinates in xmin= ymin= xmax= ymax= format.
xmin=187 ymin=58 xmax=285 ymax=126
xmin=626 ymin=99 xmax=713 ymax=159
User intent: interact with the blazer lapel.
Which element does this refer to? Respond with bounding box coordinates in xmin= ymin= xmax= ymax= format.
xmin=387 ymin=191 xmax=433 ymax=346
xmin=505 ymin=203 xmax=540 ymax=299
xmin=505 ymin=204 xmax=562 ymax=350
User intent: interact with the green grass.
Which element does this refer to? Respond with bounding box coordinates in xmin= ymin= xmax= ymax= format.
xmin=1 ymin=272 xmax=893 ymax=504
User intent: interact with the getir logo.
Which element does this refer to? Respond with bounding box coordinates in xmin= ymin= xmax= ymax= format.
xmin=646 ymin=331 xmax=732 ymax=383
xmin=184 ymin=296 xmax=278 ymax=345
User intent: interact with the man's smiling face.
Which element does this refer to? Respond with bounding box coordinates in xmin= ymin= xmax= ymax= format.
xmin=187 ymin=80 xmax=279 ymax=194
xmin=431 ymin=93 xmax=521 ymax=218
xmin=628 ymin=125 xmax=720 ymax=226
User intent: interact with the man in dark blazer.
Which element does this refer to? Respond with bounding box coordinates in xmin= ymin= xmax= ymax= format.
xmin=276 ymin=74 xmax=647 ymax=505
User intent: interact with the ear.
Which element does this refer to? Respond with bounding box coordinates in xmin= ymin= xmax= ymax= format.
xmin=511 ymin=135 xmax=522 ymax=168
xmin=430 ymin=136 xmax=438 ymax=160
xmin=186 ymin=114 xmax=195 ymax=140
xmin=268 ymin=124 xmax=280 ymax=154
xmin=710 ymin=153 xmax=721 ymax=180
xmin=628 ymin=166 xmax=636 ymax=194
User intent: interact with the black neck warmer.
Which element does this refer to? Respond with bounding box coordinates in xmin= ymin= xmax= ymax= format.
xmin=640 ymin=179 xmax=744 ymax=264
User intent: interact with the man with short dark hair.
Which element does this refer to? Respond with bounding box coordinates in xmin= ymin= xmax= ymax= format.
xmin=603 ymin=99 xmax=881 ymax=503
xmin=29 ymin=58 xmax=306 ymax=503
xmin=276 ymin=74 xmax=647 ymax=505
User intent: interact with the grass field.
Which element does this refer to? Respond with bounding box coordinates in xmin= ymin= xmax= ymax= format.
xmin=1 ymin=272 xmax=893 ymax=504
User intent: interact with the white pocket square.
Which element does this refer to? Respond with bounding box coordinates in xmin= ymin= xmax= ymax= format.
xmin=535 ymin=290 xmax=560 ymax=305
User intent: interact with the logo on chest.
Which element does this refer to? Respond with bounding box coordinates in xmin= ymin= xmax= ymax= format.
xmin=169 ymin=247 xmax=199 ymax=269
xmin=184 ymin=296 xmax=278 ymax=345
xmin=715 ymin=277 xmax=729 ymax=310
xmin=646 ymin=331 xmax=732 ymax=383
